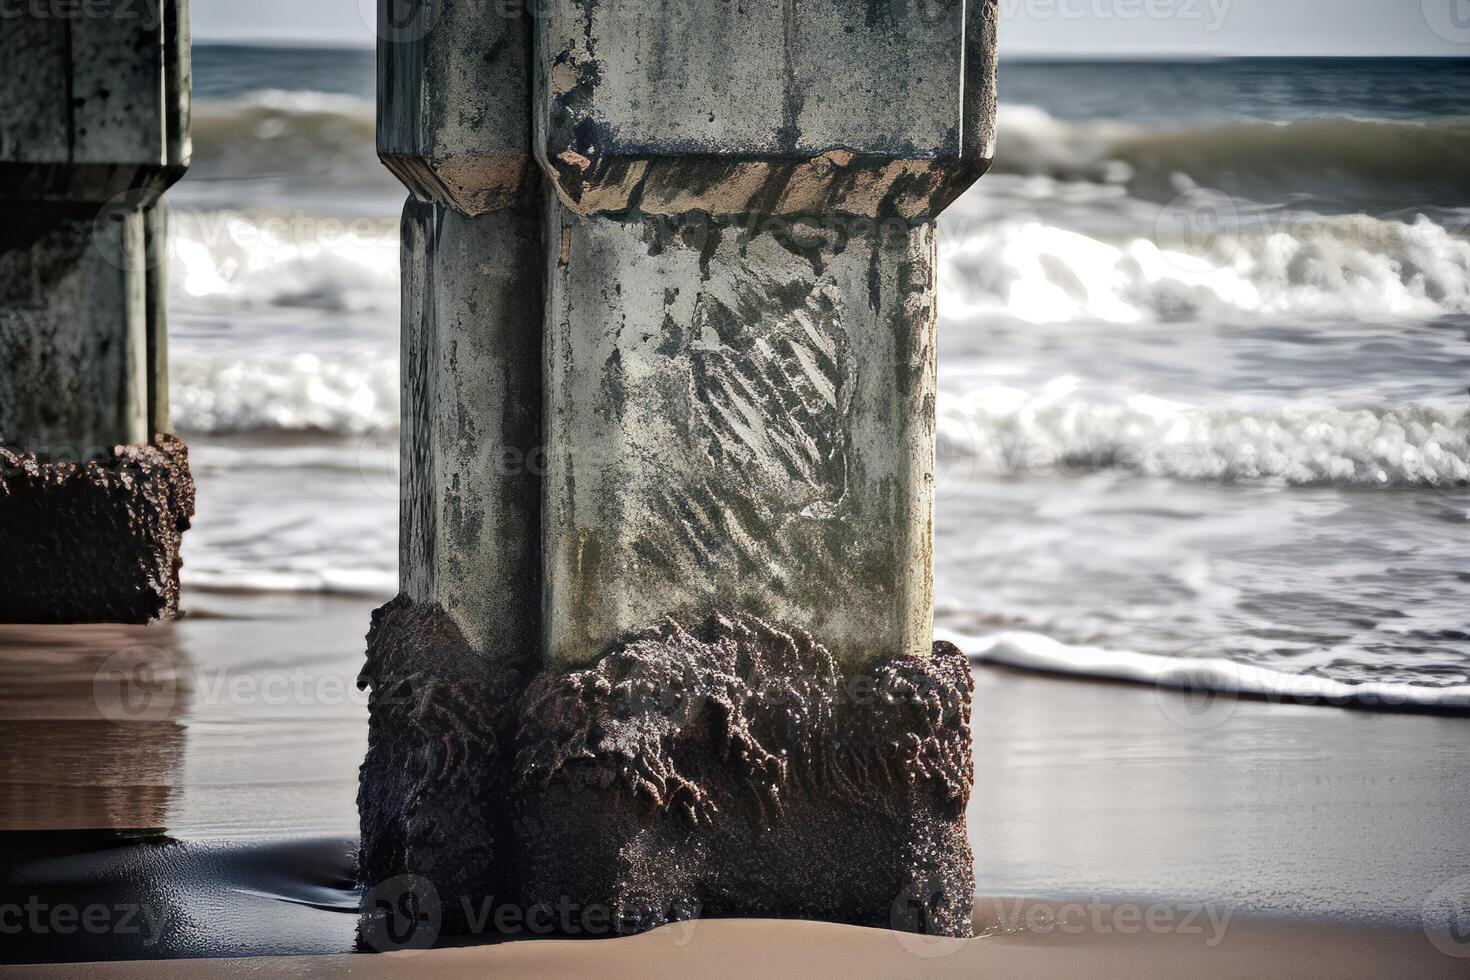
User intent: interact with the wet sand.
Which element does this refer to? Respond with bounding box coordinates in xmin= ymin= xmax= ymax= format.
xmin=2 ymin=592 xmax=1468 ymax=974
xmin=2 ymin=913 xmax=1465 ymax=979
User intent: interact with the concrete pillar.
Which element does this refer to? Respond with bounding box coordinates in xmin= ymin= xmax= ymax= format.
xmin=359 ymin=0 xmax=543 ymax=933
xmin=0 ymin=1 xmax=194 ymax=624
xmin=362 ymin=0 xmax=997 ymax=943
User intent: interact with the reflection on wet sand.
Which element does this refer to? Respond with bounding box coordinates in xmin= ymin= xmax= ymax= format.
xmin=0 ymin=593 xmax=365 ymax=838
xmin=0 ymin=623 xmax=187 ymax=832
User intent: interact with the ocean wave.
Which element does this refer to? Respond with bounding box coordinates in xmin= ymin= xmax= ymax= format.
xmin=172 ymin=354 xmax=398 ymax=436
xmin=936 ymin=385 xmax=1470 ymax=488
xmin=181 ymin=567 xmax=397 ymax=597
xmin=169 ymin=208 xmax=400 ymax=313
xmin=190 ymin=90 xmax=387 ymax=189
xmin=938 ymin=211 xmax=1470 ymax=323
xmin=942 ymin=627 xmax=1470 ymax=712
xmin=992 ymin=105 xmax=1470 ymax=206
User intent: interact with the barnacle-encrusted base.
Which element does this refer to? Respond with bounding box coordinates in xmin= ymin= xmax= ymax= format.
xmin=0 ymin=434 xmax=194 ymax=623
xmin=359 ymin=604 xmax=974 ymax=938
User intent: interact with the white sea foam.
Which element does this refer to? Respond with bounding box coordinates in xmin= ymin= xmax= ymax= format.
xmin=938 ymin=211 xmax=1470 ymax=324
xmin=169 ymin=209 xmax=400 ymax=314
xmin=935 ymin=384 xmax=1470 ymax=487
xmin=942 ymin=627 xmax=1470 ymax=710
xmin=172 ymin=354 xmax=398 ymax=436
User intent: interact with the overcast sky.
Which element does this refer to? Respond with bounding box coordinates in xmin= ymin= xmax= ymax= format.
xmin=192 ymin=0 xmax=1470 ymax=57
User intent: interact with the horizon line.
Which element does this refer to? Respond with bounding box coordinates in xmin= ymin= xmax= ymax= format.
xmin=191 ymin=38 xmax=1470 ymax=60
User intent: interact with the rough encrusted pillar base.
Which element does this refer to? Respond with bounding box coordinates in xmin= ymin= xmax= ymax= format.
xmin=357 ymin=596 xmax=524 ymax=932
xmin=360 ymin=608 xmax=974 ymax=939
xmin=0 ymin=434 xmax=194 ymax=623
xmin=513 ymin=618 xmax=975 ymax=938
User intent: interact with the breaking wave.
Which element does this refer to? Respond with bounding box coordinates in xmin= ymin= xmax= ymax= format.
xmin=189 ymin=90 xmax=387 ymax=192
xmin=938 ymin=211 xmax=1470 ymax=324
xmin=942 ymin=627 xmax=1470 ymax=712
xmin=168 ymin=208 xmax=399 ymax=314
xmin=991 ymin=105 xmax=1470 ymax=207
xmin=172 ymin=354 xmax=398 ymax=436
xmin=936 ymin=387 xmax=1470 ymax=488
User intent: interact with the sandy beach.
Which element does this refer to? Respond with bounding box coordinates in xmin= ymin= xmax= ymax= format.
xmin=5 ymin=913 xmax=1467 ymax=980
xmin=2 ymin=591 xmax=1466 ymax=975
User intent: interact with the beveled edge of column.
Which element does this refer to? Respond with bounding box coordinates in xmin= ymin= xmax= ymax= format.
xmin=375 ymin=0 xmax=538 ymax=216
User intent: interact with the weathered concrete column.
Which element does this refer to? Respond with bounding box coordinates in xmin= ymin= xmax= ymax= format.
xmin=362 ymin=0 xmax=996 ymax=943
xmin=514 ymin=0 xmax=996 ymax=937
xmin=0 ymin=2 xmax=195 ymax=623
xmin=358 ymin=0 xmax=543 ymax=933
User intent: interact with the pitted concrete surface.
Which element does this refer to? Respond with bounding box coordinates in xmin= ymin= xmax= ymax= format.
xmin=544 ymin=206 xmax=939 ymax=669
xmin=398 ymin=199 xmax=542 ymax=659
xmin=0 ymin=4 xmax=193 ymax=623
xmin=0 ymin=207 xmax=151 ymax=453
xmin=366 ymin=0 xmax=998 ymax=936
